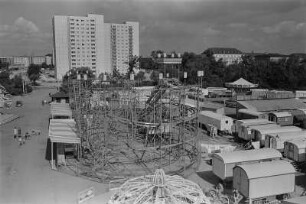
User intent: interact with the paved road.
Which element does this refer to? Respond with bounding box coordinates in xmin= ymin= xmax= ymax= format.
xmin=0 ymin=87 xmax=107 ymax=204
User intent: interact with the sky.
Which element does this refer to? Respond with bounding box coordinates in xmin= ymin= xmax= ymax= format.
xmin=0 ymin=0 xmax=305 ymax=56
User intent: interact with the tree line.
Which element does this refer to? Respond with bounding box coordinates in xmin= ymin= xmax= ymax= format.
xmin=142 ymin=52 xmax=306 ymax=90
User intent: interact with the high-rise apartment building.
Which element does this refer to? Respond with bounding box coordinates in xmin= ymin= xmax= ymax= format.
xmin=53 ymin=14 xmax=139 ymax=80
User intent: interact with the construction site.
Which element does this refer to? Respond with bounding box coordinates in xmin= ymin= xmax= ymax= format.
xmin=67 ymin=77 xmax=202 ymax=181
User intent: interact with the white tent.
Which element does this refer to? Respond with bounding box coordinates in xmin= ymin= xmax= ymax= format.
xmin=48 ymin=119 xmax=80 ymax=169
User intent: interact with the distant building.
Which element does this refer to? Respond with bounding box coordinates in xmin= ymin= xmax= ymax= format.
xmin=0 ymin=57 xmax=13 ymax=65
xmin=154 ymin=52 xmax=182 ymax=78
xmin=203 ymin=47 xmax=243 ymax=65
xmin=45 ymin=54 xmax=53 ymax=66
xmin=290 ymin=53 xmax=306 ymax=63
xmin=53 ymin=14 xmax=139 ymax=80
xmin=247 ymin=53 xmax=289 ymax=63
xmin=13 ymin=56 xmax=30 ymax=68
xmin=31 ymin=56 xmax=46 ymax=65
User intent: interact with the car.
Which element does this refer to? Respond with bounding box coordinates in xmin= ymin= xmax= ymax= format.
xmin=15 ymin=100 xmax=23 ymax=107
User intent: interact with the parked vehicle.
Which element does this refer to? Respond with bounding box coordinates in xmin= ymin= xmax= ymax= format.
xmin=15 ymin=100 xmax=23 ymax=107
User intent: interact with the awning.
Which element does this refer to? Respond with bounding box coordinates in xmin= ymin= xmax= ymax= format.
xmin=50 ymin=103 xmax=73 ymax=118
xmin=49 ymin=119 xmax=80 ymax=144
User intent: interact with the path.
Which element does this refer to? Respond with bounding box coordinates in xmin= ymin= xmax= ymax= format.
xmin=0 ymin=87 xmax=108 ymax=204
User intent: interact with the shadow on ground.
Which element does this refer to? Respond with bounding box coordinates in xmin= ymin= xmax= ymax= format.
xmin=196 ymin=170 xmax=220 ymax=186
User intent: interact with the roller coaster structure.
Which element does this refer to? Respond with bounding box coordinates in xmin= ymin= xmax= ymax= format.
xmin=68 ymin=78 xmax=201 ymax=181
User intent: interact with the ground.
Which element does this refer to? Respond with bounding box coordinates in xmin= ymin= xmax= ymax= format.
xmin=0 ymin=85 xmax=108 ymax=204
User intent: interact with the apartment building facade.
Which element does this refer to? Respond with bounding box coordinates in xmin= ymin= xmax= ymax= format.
xmin=203 ymin=47 xmax=243 ymax=65
xmin=53 ymin=14 xmax=139 ymax=80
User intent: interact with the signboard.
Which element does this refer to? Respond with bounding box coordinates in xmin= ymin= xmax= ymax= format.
xmin=77 ymin=187 xmax=95 ymax=204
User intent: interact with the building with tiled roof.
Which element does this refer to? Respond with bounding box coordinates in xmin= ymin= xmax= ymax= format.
xmin=203 ymin=47 xmax=243 ymax=65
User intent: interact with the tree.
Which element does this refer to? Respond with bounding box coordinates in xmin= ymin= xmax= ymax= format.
xmin=27 ymin=64 xmax=41 ymax=84
xmin=60 ymin=67 xmax=95 ymax=93
xmin=151 ymin=50 xmax=164 ymax=58
xmin=135 ymin=71 xmax=145 ymax=81
xmin=125 ymin=56 xmax=139 ymax=77
xmin=0 ymin=72 xmax=32 ymax=95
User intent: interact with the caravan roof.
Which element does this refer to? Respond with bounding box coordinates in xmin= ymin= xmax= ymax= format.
xmin=235 ymin=160 xmax=295 ymax=179
xmin=285 ymin=138 xmax=306 ymax=149
xmin=237 ymin=119 xmax=273 ymax=126
xmin=252 ymin=126 xmax=302 ymax=135
xmin=269 ymin=112 xmax=292 ymax=118
xmin=199 ymin=111 xmax=230 ymax=120
xmin=213 ymin=148 xmax=282 ymax=164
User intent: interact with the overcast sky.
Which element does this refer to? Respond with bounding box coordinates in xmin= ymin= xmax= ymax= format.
xmin=0 ymin=0 xmax=305 ymax=56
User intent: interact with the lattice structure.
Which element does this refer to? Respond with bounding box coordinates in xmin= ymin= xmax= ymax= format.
xmin=68 ymin=78 xmax=201 ymax=181
xmin=108 ymin=169 xmax=211 ymax=204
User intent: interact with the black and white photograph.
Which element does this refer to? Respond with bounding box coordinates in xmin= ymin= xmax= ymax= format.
xmin=0 ymin=0 xmax=306 ymax=203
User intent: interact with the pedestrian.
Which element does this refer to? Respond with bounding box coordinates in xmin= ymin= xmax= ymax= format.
xmin=18 ymin=135 xmax=22 ymax=146
xmin=25 ymin=132 xmax=28 ymax=140
xmin=18 ymin=127 xmax=21 ymax=138
xmin=22 ymin=136 xmax=26 ymax=145
xmin=13 ymin=127 xmax=17 ymax=139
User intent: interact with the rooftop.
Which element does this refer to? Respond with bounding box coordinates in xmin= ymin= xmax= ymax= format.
xmin=50 ymin=92 xmax=69 ymax=98
xmin=236 ymin=160 xmax=295 ymax=179
xmin=238 ymin=98 xmax=306 ymax=112
xmin=213 ymin=148 xmax=282 ymax=164
xmin=203 ymin=47 xmax=243 ymax=55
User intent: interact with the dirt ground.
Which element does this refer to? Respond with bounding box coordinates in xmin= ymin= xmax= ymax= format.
xmin=0 ymin=86 xmax=108 ymax=204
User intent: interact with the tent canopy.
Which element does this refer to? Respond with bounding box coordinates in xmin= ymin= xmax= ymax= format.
xmin=225 ymin=78 xmax=258 ymax=88
xmin=49 ymin=119 xmax=80 ymax=144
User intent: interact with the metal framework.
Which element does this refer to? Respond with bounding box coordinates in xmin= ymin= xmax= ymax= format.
xmin=108 ymin=168 xmax=211 ymax=204
xmin=68 ymin=78 xmax=201 ymax=181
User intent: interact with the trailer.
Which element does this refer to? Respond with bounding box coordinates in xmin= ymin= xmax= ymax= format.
xmin=212 ymin=148 xmax=282 ymax=181
xmin=233 ymin=160 xmax=296 ymax=203
xmin=282 ymin=195 xmax=306 ymax=204
xmin=251 ymin=125 xmax=302 ymax=147
xmin=265 ymin=131 xmax=306 ymax=151
xmin=198 ymin=111 xmax=233 ymax=134
xmin=291 ymin=109 xmax=306 ymax=127
xmin=238 ymin=123 xmax=280 ymax=142
xmin=268 ymin=111 xmax=293 ymax=126
xmin=284 ymin=138 xmax=306 ymax=162
xmin=234 ymin=119 xmax=275 ymax=140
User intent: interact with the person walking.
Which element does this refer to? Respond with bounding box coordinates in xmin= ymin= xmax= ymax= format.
xmin=18 ymin=127 xmax=21 ymax=138
xmin=17 ymin=127 xmax=22 ymax=146
xmin=18 ymin=134 xmax=22 ymax=146
xmin=25 ymin=132 xmax=29 ymax=140
xmin=13 ymin=127 xmax=17 ymax=139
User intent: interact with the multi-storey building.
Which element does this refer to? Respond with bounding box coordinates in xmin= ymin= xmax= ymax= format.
xmin=13 ymin=56 xmax=31 ymax=68
xmin=31 ymin=56 xmax=46 ymax=65
xmin=203 ymin=48 xmax=243 ymax=65
xmin=53 ymin=14 xmax=139 ymax=80
xmin=45 ymin=54 xmax=53 ymax=66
